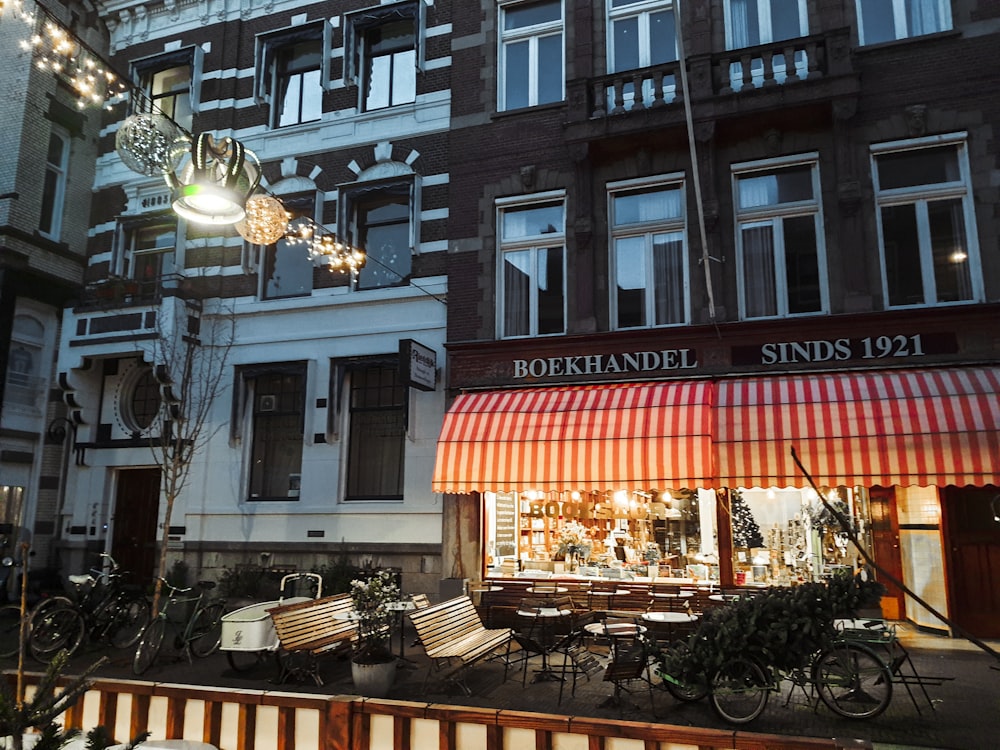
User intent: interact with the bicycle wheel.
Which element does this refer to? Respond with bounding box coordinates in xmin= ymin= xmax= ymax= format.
xmin=109 ymin=595 xmax=151 ymax=649
xmin=226 ymin=649 xmax=266 ymax=672
xmin=189 ymin=602 xmax=224 ymax=657
xmin=709 ymin=656 xmax=770 ymax=724
xmin=664 ymin=672 xmax=710 ymax=702
xmin=133 ymin=618 xmax=165 ymax=676
xmin=0 ymin=604 xmax=24 ymax=658
xmin=814 ymin=642 xmax=893 ymax=719
xmin=29 ymin=605 xmax=85 ymax=663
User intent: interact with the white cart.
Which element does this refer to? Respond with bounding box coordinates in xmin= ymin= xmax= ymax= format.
xmin=220 ymin=572 xmax=322 ymax=672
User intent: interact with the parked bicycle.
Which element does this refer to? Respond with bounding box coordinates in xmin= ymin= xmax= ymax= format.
xmin=27 ymin=553 xmax=150 ymax=663
xmin=132 ymin=578 xmax=226 ymax=675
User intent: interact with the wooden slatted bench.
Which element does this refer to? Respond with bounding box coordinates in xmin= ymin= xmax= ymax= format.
xmin=408 ymin=595 xmax=514 ymax=695
xmin=268 ymin=593 xmax=357 ymax=685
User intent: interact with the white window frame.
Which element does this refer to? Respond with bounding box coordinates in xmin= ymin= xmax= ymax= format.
xmin=39 ymin=127 xmax=69 ymax=240
xmin=131 ymin=47 xmax=203 ymax=129
xmin=498 ymin=0 xmax=565 ymax=112
xmin=856 ymin=0 xmax=952 ymax=46
xmin=870 ymin=133 xmax=983 ymax=309
xmin=607 ymin=0 xmax=677 ymax=71
xmin=732 ymin=154 xmax=828 ymax=320
xmin=608 ymin=175 xmax=689 ymax=329
xmin=497 ymin=191 xmax=567 ymax=339
xmin=723 ymin=0 xmax=808 ymax=49
xmin=344 ymin=2 xmax=423 ymax=112
xmin=254 ymin=20 xmax=331 ymax=123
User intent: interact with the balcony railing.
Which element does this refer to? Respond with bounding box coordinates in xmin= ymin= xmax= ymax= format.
xmin=568 ymin=28 xmax=853 ymax=126
xmin=80 ymin=273 xmax=186 ymax=309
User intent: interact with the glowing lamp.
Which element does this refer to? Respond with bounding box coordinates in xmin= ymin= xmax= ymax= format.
xmin=235 ymin=194 xmax=289 ymax=245
xmin=169 ymin=133 xmax=260 ymax=225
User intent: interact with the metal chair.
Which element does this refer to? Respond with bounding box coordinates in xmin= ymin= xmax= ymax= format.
xmin=555 ymin=628 xmax=605 ymax=704
xmin=600 ymin=628 xmax=656 ymax=716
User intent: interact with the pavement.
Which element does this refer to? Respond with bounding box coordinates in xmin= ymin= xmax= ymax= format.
xmin=17 ymin=621 xmax=1000 ymax=750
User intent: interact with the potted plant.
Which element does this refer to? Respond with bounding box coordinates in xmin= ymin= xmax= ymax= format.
xmin=556 ymin=522 xmax=593 ymax=572
xmin=348 ymin=569 xmax=400 ymax=697
xmin=643 ymin=543 xmax=662 ymax=579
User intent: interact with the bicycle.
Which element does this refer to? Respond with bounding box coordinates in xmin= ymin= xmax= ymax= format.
xmin=132 ymin=578 xmax=226 ymax=675
xmin=27 ymin=553 xmax=150 ymax=663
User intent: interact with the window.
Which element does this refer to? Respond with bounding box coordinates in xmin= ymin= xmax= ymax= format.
xmin=607 ymin=0 xmax=677 ymax=105
xmin=255 ymin=23 xmax=329 ymax=128
xmin=120 ymin=365 xmax=160 ymax=433
xmin=610 ymin=180 xmax=688 ymax=328
xmin=872 ymin=137 xmax=981 ymax=308
xmin=4 ymin=315 xmax=45 ymax=409
xmin=345 ymin=364 xmax=405 ymax=502
xmin=733 ymin=158 xmax=826 ymax=319
xmin=725 ymin=0 xmax=808 ymax=88
xmin=39 ymin=128 xmax=69 ymax=239
xmin=361 ymin=19 xmax=416 ymax=111
xmin=122 ymin=221 xmax=175 ymax=295
xmin=857 ymin=0 xmax=951 ymax=45
xmin=499 ymin=0 xmax=564 ymax=111
xmin=133 ymin=49 xmax=200 ymax=131
xmin=354 ymin=190 xmax=411 ymax=290
xmin=498 ymin=197 xmax=566 ymax=337
xmin=263 ymin=193 xmax=316 ymax=299
xmin=245 ymin=366 xmax=305 ymax=501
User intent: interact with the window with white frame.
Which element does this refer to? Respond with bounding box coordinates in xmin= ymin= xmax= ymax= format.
xmin=499 ymin=196 xmax=566 ymax=338
xmin=857 ymin=0 xmax=951 ymax=45
xmin=39 ymin=128 xmax=69 ymax=240
xmin=733 ymin=158 xmax=826 ymax=319
xmin=608 ymin=0 xmax=678 ymax=106
xmin=262 ymin=193 xmax=315 ymax=300
xmin=872 ymin=137 xmax=981 ymax=308
xmin=255 ymin=23 xmax=329 ymax=128
xmin=725 ymin=0 xmax=808 ymax=89
xmin=345 ymin=4 xmax=420 ymax=112
xmin=133 ymin=49 xmax=199 ymax=131
xmin=121 ymin=220 xmax=176 ymax=295
xmin=341 ymin=178 xmax=415 ymax=291
xmin=239 ymin=364 xmax=306 ymax=501
xmin=344 ymin=362 xmax=405 ymax=502
xmin=611 ymin=179 xmax=688 ymax=328
xmin=499 ymin=0 xmax=564 ymax=111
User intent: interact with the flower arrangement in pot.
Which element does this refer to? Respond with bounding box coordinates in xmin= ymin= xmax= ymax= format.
xmin=349 ymin=568 xmax=400 ymax=665
xmin=556 ymin=521 xmax=593 ymax=571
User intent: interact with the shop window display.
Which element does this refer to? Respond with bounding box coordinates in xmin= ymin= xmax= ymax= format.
xmin=729 ymin=486 xmax=871 ymax=585
xmin=483 ymin=489 xmax=720 ymax=582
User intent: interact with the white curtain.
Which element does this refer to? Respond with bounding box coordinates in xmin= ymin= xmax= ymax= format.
xmin=907 ymin=0 xmax=945 ymax=36
xmin=742 ymin=224 xmax=777 ymax=318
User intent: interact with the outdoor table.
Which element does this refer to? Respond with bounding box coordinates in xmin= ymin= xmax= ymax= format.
xmin=386 ymin=599 xmax=417 ymax=663
xmin=516 ymin=606 xmax=571 ymax=682
xmin=583 ymin=620 xmax=647 ymax=640
xmin=526 ymin=585 xmax=569 ymax=594
xmin=587 ymin=587 xmax=629 ymax=610
xmin=651 ymin=590 xmax=693 ymax=599
xmin=708 ymin=593 xmax=741 ymax=603
xmin=641 ymin=610 xmax=699 ymax=640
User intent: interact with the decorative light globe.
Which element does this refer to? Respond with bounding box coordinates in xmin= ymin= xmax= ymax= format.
xmin=235 ymin=194 xmax=288 ymax=245
xmin=115 ymin=113 xmax=188 ymax=176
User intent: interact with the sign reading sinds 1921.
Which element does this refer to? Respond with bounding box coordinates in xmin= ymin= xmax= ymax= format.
xmin=732 ymin=332 xmax=958 ymax=367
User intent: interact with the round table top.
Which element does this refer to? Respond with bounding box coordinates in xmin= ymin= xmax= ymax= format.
xmin=708 ymin=593 xmax=741 ymax=602
xmin=526 ymin=585 xmax=569 ymax=594
xmin=472 ymin=585 xmax=504 ymax=592
xmin=651 ymin=591 xmax=693 ymax=599
xmin=517 ymin=607 xmax=571 ymax=618
xmin=587 ymin=588 xmax=629 ymax=597
xmin=583 ymin=621 xmax=647 ymax=637
xmin=385 ymin=600 xmax=417 ymax=611
xmin=641 ymin=611 xmax=699 ymax=624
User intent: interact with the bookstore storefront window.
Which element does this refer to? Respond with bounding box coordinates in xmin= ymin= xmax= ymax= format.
xmin=483 ymin=485 xmax=873 ymax=585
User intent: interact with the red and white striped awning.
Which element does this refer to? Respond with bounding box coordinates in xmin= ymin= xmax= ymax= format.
xmin=432 ymin=381 xmax=714 ymax=493
xmin=715 ymin=367 xmax=1000 ymax=488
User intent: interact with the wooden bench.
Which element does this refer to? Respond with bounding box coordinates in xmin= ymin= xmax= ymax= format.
xmin=408 ymin=595 xmax=514 ymax=695
xmin=268 ymin=593 xmax=357 ymax=685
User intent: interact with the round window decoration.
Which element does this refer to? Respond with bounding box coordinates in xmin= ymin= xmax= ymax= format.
xmin=123 ymin=366 xmax=161 ymax=433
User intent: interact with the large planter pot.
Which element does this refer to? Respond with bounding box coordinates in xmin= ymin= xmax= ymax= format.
xmin=351 ymin=658 xmax=397 ymax=698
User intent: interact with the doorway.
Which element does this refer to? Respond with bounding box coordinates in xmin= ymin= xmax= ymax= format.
xmin=111 ymin=468 xmax=161 ymax=582
xmin=942 ymin=486 xmax=1000 ymax=638
xmin=869 ymin=487 xmax=906 ymax=620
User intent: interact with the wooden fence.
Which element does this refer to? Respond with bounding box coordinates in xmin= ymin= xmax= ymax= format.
xmin=9 ymin=672 xmax=868 ymax=750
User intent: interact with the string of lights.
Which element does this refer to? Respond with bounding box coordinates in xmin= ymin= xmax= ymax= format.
xmin=4 ymin=0 xmax=365 ymax=275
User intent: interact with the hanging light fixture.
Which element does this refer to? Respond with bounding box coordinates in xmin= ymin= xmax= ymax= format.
xmin=234 ymin=194 xmax=289 ymax=245
xmin=168 ymin=133 xmax=260 ymax=225
xmin=115 ymin=113 xmax=189 ymax=176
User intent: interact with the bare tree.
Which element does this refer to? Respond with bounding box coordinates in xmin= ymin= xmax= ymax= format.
xmin=137 ymin=291 xmax=235 ymax=616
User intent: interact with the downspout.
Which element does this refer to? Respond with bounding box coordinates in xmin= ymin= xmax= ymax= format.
xmin=676 ymin=0 xmax=719 ymax=326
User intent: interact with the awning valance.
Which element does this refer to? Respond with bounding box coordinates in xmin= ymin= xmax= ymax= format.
xmin=715 ymin=368 xmax=1000 ymax=488
xmin=432 ymin=381 xmax=714 ymax=493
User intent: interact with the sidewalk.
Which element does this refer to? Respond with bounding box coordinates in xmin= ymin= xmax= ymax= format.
xmin=50 ymin=622 xmax=1000 ymax=750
